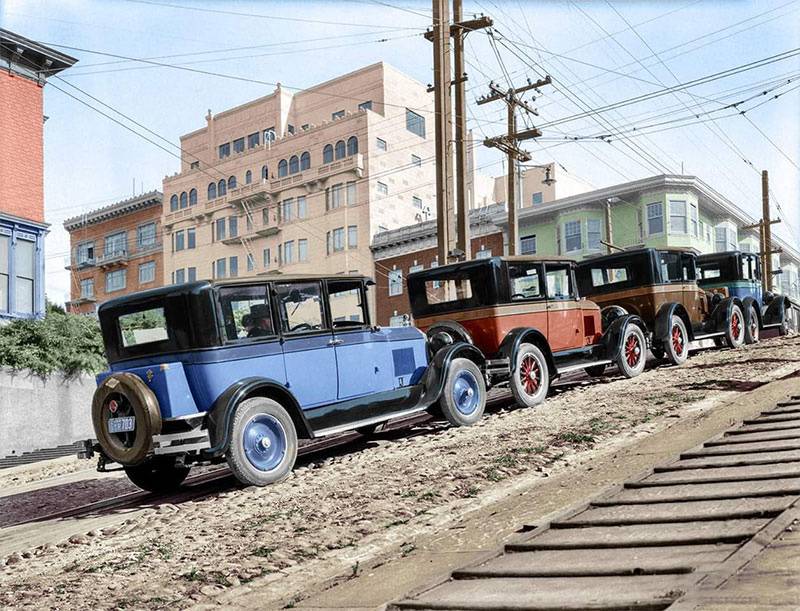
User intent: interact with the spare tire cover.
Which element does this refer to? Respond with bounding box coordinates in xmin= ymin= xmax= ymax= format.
xmin=92 ymin=372 xmax=162 ymax=465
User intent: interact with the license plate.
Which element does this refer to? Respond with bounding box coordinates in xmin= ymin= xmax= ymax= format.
xmin=108 ymin=416 xmax=135 ymax=433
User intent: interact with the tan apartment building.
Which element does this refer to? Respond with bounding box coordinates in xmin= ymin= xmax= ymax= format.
xmin=63 ymin=191 xmax=163 ymax=314
xmin=162 ymin=62 xmax=435 ymax=310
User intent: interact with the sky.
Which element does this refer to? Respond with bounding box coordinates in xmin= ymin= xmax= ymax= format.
xmin=2 ymin=0 xmax=799 ymax=304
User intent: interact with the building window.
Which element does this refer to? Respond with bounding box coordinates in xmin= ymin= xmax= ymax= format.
xmin=214 ymin=218 xmax=226 ymax=241
xmin=137 ymin=223 xmax=156 ymax=249
xmin=227 ymin=216 xmax=238 ymax=239
xmin=278 ymin=159 xmax=288 ymax=177
xmin=376 ymin=138 xmax=387 ymax=152
xmin=262 ymin=208 xmax=271 ymax=226
xmin=139 ymin=261 xmax=156 ymax=284
xmin=564 ymin=220 xmax=582 ymax=252
xmin=233 ymin=137 xmax=245 ymax=154
xmin=531 ymin=191 xmax=543 ymax=205
xmin=283 ymin=240 xmax=295 ymax=264
xmin=298 ymin=239 xmax=308 ymax=262
xmin=297 ymin=196 xmax=307 ymax=219
xmin=358 ymin=100 xmax=372 ymax=111
xmin=106 ymin=269 xmax=126 ymax=293
xmin=411 ymin=154 xmax=421 ymax=167
xmin=647 ymin=202 xmax=663 ymax=235
xmin=215 ymin=258 xmax=226 ymax=279
xmin=327 ymin=183 xmax=343 ymax=210
xmin=247 ymin=132 xmax=260 ymax=148
xmin=406 ymin=109 xmax=426 ymax=138
xmin=228 ymin=176 xmax=237 ymax=190
xmin=521 ymin=235 xmax=537 ymax=254
xmin=174 ymin=230 xmax=185 ymax=252
xmin=346 ymin=181 xmax=357 ymax=206
xmin=189 ymin=188 xmax=197 ymax=206
xmin=377 ymin=181 xmax=388 ymax=196
xmin=188 ymin=267 xmax=196 ymax=282
xmin=323 ymin=144 xmax=334 ymax=164
xmin=80 ymin=278 xmax=94 ymax=299
xmin=245 ymin=170 xmax=252 ymax=184
xmin=335 ymin=140 xmax=346 ymax=160
xmin=229 ymin=256 xmax=239 ymax=277
xmin=348 ymin=225 xmax=358 ymax=249
xmin=219 ymin=143 xmax=230 ymax=159
xmin=333 ymin=227 xmax=345 ymax=252
xmin=412 ymin=196 xmax=423 ymax=209
xmin=105 ymin=231 xmax=127 ymax=257
xmin=76 ymin=241 xmax=95 ymax=265
xmin=289 ymin=155 xmax=299 ymax=174
xmin=170 ymin=194 xmax=178 ymax=211
xmin=247 ymin=253 xmax=255 ymax=272
xmin=261 ymin=165 xmax=268 ymax=181
xmin=246 ymin=214 xmax=253 ymax=232
xmin=208 ymin=182 xmax=217 ymax=200
xmin=587 ymin=218 xmax=602 ymax=251
xmin=690 ymin=203 xmax=699 ymax=237
xmin=175 ymin=268 xmax=185 ymax=284
xmin=187 ymin=227 xmax=196 ymax=249
xmin=389 ymin=269 xmax=403 ymax=296
xmin=263 ymin=248 xmax=271 ymax=269
xmin=287 ymin=124 xmax=295 ymax=135
xmin=190 ymin=161 xmax=200 ymax=170
xmin=281 ymin=198 xmax=295 ymax=222
xmin=179 ymin=192 xmax=188 ymax=208
xmin=347 ymin=136 xmax=358 ymax=156
xmin=332 ymin=110 xmax=345 ymax=120
xmin=669 ymin=200 xmax=687 ymax=234
xmin=476 ymin=249 xmax=492 ymax=260
xmin=300 ymin=151 xmax=311 ymax=170
xmin=13 ymin=238 xmax=34 ymax=314
xmin=218 ymin=179 xmax=227 ymax=196
xmin=264 ymin=127 xmax=276 ymax=143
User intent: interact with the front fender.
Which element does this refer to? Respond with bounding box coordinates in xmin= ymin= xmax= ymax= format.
xmin=762 ymin=294 xmax=788 ymax=326
xmin=655 ymin=302 xmax=693 ymax=342
xmin=709 ymin=296 xmax=736 ymax=333
xmin=204 ymin=377 xmax=312 ymax=459
xmin=496 ymin=327 xmax=556 ymax=375
xmin=741 ymin=295 xmax=762 ymax=328
xmin=600 ymin=314 xmax=646 ymax=360
xmin=420 ymin=342 xmax=485 ymax=407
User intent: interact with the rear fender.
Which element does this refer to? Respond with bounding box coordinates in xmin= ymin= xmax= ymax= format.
xmin=425 ymin=320 xmax=474 ymax=345
xmin=205 ymin=377 xmax=312 ymax=459
xmin=762 ymin=294 xmax=788 ymax=326
xmin=496 ymin=327 xmax=555 ymax=375
xmin=600 ymin=305 xmax=628 ymax=332
xmin=655 ymin=302 xmax=693 ymax=342
xmin=600 ymin=314 xmax=647 ymax=360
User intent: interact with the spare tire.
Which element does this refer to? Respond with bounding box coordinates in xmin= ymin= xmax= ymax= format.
xmin=92 ymin=373 xmax=162 ymax=466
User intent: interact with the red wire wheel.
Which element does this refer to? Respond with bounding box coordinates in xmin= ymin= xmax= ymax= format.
xmin=731 ymin=311 xmax=742 ymax=340
xmin=519 ymin=354 xmax=540 ymax=396
xmin=625 ymin=333 xmax=641 ymax=367
xmin=672 ymin=323 xmax=685 ymax=356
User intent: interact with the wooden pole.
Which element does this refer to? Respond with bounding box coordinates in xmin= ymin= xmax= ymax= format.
xmin=453 ymin=0 xmax=470 ymax=260
xmin=762 ymin=170 xmax=772 ymax=293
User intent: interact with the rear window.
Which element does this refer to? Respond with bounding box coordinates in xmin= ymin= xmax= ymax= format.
xmin=119 ymin=307 xmax=168 ymax=347
xmin=590 ymin=266 xmax=629 ymax=287
xmin=423 ymin=278 xmax=473 ymax=305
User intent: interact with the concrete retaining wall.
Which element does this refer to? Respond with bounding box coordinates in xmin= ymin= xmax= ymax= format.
xmin=0 ymin=368 xmax=95 ymax=458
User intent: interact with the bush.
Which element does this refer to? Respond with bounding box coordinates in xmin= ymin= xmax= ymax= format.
xmin=0 ymin=305 xmax=106 ymax=377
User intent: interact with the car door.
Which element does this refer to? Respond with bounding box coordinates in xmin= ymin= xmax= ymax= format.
xmin=274 ymin=280 xmax=338 ymax=408
xmin=327 ymin=278 xmax=387 ymax=399
xmin=545 ymin=262 xmax=584 ymax=352
xmin=680 ymin=253 xmax=707 ymax=322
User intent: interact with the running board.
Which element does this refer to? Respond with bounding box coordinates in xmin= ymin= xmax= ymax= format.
xmin=556 ymin=359 xmax=613 ymax=375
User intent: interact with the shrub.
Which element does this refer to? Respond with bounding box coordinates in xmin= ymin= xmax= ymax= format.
xmin=0 ymin=304 xmax=106 ymax=377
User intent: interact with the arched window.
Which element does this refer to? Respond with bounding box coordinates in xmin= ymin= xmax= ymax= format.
xmin=300 ymin=151 xmax=311 ymax=170
xmin=347 ymin=136 xmax=358 ymax=156
xmin=228 ymin=176 xmax=237 ymax=190
xmin=170 ymin=194 xmax=178 ymax=211
xmin=261 ymin=165 xmax=268 ymax=181
xmin=218 ymin=179 xmax=227 ymax=196
xmin=179 ymin=191 xmax=188 ymax=209
xmin=189 ymin=188 xmax=197 ymax=206
xmin=334 ymin=140 xmax=346 ymax=160
xmin=278 ymin=159 xmax=288 ymax=177
xmin=245 ymin=170 xmax=252 ymax=184
xmin=207 ymin=183 xmax=217 ymax=200
xmin=289 ymin=155 xmax=299 ymax=174
xmin=323 ymin=144 xmax=334 ymax=164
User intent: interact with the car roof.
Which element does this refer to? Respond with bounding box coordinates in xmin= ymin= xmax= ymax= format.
xmin=697 ymin=250 xmax=744 ymax=261
xmin=577 ymin=246 xmax=694 ymax=266
xmin=410 ymin=255 xmax=576 ymax=277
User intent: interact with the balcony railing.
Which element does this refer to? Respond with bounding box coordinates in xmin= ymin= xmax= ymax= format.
xmin=69 ymin=241 xmax=162 ymax=269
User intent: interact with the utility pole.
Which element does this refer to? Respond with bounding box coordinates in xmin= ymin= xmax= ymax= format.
xmin=605 ymin=201 xmax=614 ymax=254
xmin=742 ymin=169 xmax=782 ymax=294
xmin=427 ymin=4 xmax=491 ymax=263
xmin=478 ymin=75 xmax=551 ymax=255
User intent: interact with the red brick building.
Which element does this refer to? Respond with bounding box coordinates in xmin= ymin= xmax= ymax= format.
xmin=63 ymin=192 xmax=164 ymax=315
xmin=371 ymin=204 xmax=506 ymax=326
xmin=0 ymin=29 xmax=76 ymax=319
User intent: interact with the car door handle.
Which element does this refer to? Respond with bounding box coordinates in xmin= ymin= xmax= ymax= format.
xmin=328 ymin=338 xmax=343 ymax=346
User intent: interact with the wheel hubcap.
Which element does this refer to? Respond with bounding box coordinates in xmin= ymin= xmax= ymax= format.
xmin=453 ymin=370 xmax=480 ymax=415
xmin=672 ymin=325 xmax=684 ymax=356
xmin=243 ymin=414 xmax=286 ymax=472
xmin=625 ymin=334 xmax=641 ymax=367
xmin=520 ymin=354 xmax=541 ymax=396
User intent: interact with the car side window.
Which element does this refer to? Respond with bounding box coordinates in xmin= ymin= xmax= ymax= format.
xmin=508 ymin=263 xmax=543 ymax=301
xmin=681 ymin=254 xmax=697 ymax=281
xmin=660 ymin=252 xmax=682 ymax=282
xmin=218 ymin=285 xmax=274 ymax=341
xmin=545 ymin=264 xmax=574 ymax=299
xmin=275 ymin=282 xmax=326 ymax=334
xmin=328 ymin=280 xmax=367 ymax=329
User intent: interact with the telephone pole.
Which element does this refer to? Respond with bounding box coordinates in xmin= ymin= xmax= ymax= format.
xmin=427 ymin=3 xmax=491 ymax=263
xmin=478 ymin=75 xmax=551 ymax=255
xmin=742 ymin=169 xmax=782 ymax=293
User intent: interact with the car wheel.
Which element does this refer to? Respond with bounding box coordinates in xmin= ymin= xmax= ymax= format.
xmin=226 ymin=397 xmax=298 ymax=487
xmin=744 ymin=304 xmax=759 ymax=344
xmin=510 ymin=343 xmax=550 ymax=407
xmin=616 ymin=323 xmax=646 ymax=378
xmin=124 ymin=456 xmax=190 ymax=493
xmin=664 ymin=316 xmax=689 ymax=365
xmin=584 ymin=363 xmax=607 ymax=377
xmin=725 ymin=304 xmax=745 ymax=348
xmin=438 ymin=358 xmax=486 ymax=427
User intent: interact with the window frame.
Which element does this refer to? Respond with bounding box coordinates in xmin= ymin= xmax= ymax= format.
xmin=274 ymin=280 xmax=329 ymax=336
